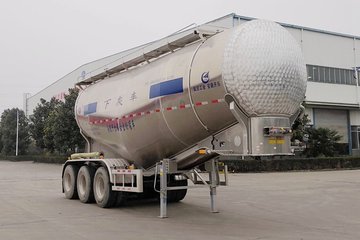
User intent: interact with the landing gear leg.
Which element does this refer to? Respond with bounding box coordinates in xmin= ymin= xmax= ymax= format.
xmin=159 ymin=159 xmax=168 ymax=218
xmin=208 ymin=159 xmax=219 ymax=213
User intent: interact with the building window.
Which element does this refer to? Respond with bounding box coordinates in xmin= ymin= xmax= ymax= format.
xmin=307 ymin=64 xmax=358 ymax=86
xmin=351 ymin=126 xmax=360 ymax=149
xmin=312 ymin=66 xmax=318 ymax=81
xmin=335 ymin=68 xmax=341 ymax=84
xmin=329 ymin=68 xmax=335 ymax=83
xmin=325 ymin=67 xmax=330 ymax=83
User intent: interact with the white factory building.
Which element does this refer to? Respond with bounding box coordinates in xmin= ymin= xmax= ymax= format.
xmin=23 ymin=13 xmax=360 ymax=155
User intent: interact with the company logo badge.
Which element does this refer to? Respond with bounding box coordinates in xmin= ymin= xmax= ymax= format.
xmin=81 ymin=70 xmax=86 ymax=79
xmin=201 ymin=72 xmax=210 ymax=84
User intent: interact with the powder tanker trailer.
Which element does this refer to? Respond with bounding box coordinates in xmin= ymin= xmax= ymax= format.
xmin=62 ymin=19 xmax=307 ymax=218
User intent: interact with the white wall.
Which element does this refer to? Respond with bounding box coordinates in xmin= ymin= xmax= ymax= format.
xmin=302 ymin=31 xmax=355 ymax=68
xmin=286 ymin=28 xmax=302 ymax=46
xmin=26 ymin=47 xmax=143 ymax=116
xmin=25 ymin=15 xmax=360 ymax=118
xmin=350 ymin=111 xmax=360 ymax=125
xmin=314 ymin=109 xmax=348 ymax=143
xmin=305 ymin=82 xmax=358 ymax=105
xmin=304 ymin=107 xmax=314 ymax=125
xmin=356 ymin=38 xmax=360 ymax=68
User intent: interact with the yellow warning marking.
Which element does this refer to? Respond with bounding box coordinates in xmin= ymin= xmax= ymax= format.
xmin=198 ymin=149 xmax=207 ymax=155
xmin=268 ymin=137 xmax=285 ymax=145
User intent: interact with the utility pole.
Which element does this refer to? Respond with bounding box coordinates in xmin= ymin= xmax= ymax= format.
xmin=16 ymin=110 xmax=19 ymax=156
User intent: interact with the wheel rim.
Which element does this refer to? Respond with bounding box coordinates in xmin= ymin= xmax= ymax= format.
xmin=78 ymin=174 xmax=86 ymax=196
xmin=95 ymin=174 xmax=105 ymax=200
xmin=64 ymin=172 xmax=72 ymax=192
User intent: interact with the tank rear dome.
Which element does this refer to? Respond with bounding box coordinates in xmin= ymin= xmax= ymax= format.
xmin=222 ymin=19 xmax=307 ymax=117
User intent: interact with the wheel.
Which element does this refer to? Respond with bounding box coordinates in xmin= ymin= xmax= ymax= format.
xmin=154 ymin=175 xmax=188 ymax=203
xmin=173 ymin=179 xmax=187 ymax=202
xmin=115 ymin=191 xmax=127 ymax=207
xmin=93 ymin=167 xmax=117 ymax=208
xmin=168 ymin=179 xmax=187 ymax=203
xmin=77 ymin=165 xmax=95 ymax=203
xmin=63 ymin=165 xmax=79 ymax=199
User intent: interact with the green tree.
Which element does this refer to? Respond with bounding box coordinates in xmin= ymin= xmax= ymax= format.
xmin=0 ymin=108 xmax=30 ymax=155
xmin=29 ymin=98 xmax=60 ymax=150
xmin=291 ymin=114 xmax=310 ymax=144
xmin=0 ymin=124 xmax=3 ymax=153
xmin=43 ymin=88 xmax=85 ymax=154
xmin=303 ymin=127 xmax=342 ymax=157
xmin=43 ymin=107 xmax=58 ymax=153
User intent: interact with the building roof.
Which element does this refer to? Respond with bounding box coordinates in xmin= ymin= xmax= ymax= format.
xmin=29 ymin=13 xmax=360 ymax=99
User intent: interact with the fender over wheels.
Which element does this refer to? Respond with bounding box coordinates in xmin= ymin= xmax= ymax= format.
xmin=63 ymin=165 xmax=79 ymax=199
xmin=93 ymin=167 xmax=117 ymax=208
xmin=77 ymin=165 xmax=95 ymax=203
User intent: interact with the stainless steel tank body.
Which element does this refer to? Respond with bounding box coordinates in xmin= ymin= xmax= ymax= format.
xmin=75 ymin=20 xmax=307 ymax=169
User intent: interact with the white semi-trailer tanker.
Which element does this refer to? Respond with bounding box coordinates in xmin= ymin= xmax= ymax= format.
xmin=62 ymin=19 xmax=307 ymax=218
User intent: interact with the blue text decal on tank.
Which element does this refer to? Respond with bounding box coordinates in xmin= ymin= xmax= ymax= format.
xmin=84 ymin=102 xmax=97 ymax=115
xmin=149 ymin=77 xmax=183 ymax=99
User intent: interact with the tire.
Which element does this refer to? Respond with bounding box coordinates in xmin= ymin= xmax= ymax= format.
xmin=155 ymin=175 xmax=188 ymax=203
xmin=63 ymin=165 xmax=79 ymax=199
xmin=93 ymin=167 xmax=117 ymax=208
xmin=77 ymin=165 xmax=95 ymax=203
xmin=168 ymin=179 xmax=187 ymax=203
xmin=114 ymin=192 xmax=127 ymax=207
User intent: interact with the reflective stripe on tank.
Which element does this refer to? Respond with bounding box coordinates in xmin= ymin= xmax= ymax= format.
xmin=86 ymin=98 xmax=225 ymax=125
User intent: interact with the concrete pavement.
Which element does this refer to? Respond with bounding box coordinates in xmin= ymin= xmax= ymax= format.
xmin=0 ymin=161 xmax=359 ymax=240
